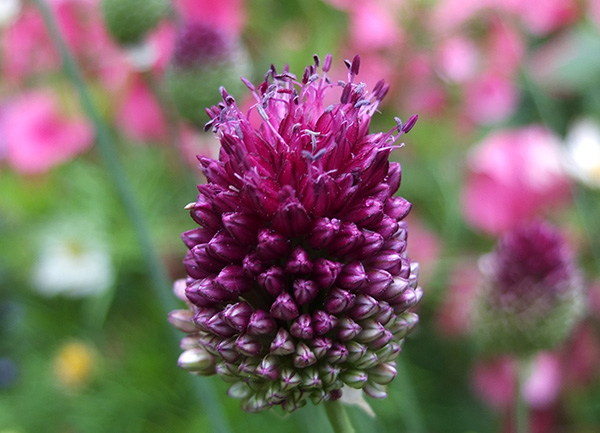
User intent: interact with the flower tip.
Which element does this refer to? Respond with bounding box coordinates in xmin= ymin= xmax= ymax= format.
xmin=401 ymin=115 xmax=418 ymax=134
xmin=323 ymin=53 xmax=333 ymax=72
xmin=351 ymin=55 xmax=361 ymax=76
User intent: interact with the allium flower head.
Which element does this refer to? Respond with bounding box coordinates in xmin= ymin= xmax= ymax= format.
xmin=170 ymin=55 xmax=421 ymax=412
xmin=473 ymin=221 xmax=584 ymax=357
xmin=166 ymin=22 xmax=248 ymax=127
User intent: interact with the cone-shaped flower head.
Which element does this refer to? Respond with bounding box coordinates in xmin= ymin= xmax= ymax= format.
xmin=166 ymin=22 xmax=249 ymax=127
xmin=171 ymin=55 xmax=421 ymax=412
xmin=473 ymin=221 xmax=584 ymax=357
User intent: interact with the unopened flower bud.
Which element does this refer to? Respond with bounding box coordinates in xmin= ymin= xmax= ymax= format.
xmin=270 ymin=328 xmax=296 ymax=355
xmin=340 ymin=369 xmax=368 ymax=389
xmin=178 ymin=348 xmax=215 ymax=374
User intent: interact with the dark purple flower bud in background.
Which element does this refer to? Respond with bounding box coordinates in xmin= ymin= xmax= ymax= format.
xmin=473 ymin=221 xmax=584 ymax=356
xmin=171 ymin=55 xmax=422 ymax=413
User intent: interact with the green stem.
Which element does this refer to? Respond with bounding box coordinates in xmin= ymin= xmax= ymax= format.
xmin=324 ymin=400 xmax=356 ymax=433
xmin=515 ymin=360 xmax=530 ymax=433
xmin=393 ymin=359 xmax=427 ymax=433
xmin=140 ymin=70 xmax=192 ymax=178
xmin=33 ymin=2 xmax=231 ymax=433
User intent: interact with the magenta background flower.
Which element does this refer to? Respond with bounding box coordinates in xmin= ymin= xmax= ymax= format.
xmin=436 ymin=261 xmax=479 ymax=338
xmin=402 ymin=54 xmax=447 ymax=116
xmin=485 ymin=19 xmax=524 ymax=77
xmin=471 ymin=353 xmax=563 ymax=411
xmin=562 ymin=323 xmax=600 ymax=386
xmin=2 ymin=91 xmax=93 ymax=175
xmin=346 ymin=1 xmax=403 ymax=51
xmin=143 ymin=21 xmax=176 ymax=73
xmin=116 ymin=78 xmax=166 ymax=143
xmin=462 ymin=125 xmax=571 ymax=235
xmin=516 ymin=0 xmax=580 ymax=35
xmin=471 ymin=356 xmax=516 ymax=410
xmin=463 ymin=73 xmax=519 ymax=125
xmin=591 ymin=0 xmax=600 ymax=30
xmin=178 ymin=127 xmax=220 ymax=167
xmin=436 ymin=36 xmax=479 ymax=83
xmin=404 ymin=215 xmax=441 ymax=287
xmin=522 ymin=353 xmax=562 ymax=409
xmin=473 ymin=221 xmax=584 ymax=356
xmin=1 ymin=0 xmax=118 ymax=83
xmin=173 ymin=0 xmax=246 ymax=37
xmin=1 ymin=6 xmax=59 ymax=82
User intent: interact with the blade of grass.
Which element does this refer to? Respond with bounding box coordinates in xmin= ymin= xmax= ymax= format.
xmin=33 ymin=2 xmax=231 ymax=432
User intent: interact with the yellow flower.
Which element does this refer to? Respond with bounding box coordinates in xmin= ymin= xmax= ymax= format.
xmin=53 ymin=341 xmax=96 ymax=390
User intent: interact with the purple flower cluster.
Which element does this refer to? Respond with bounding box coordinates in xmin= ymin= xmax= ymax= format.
xmin=169 ymin=54 xmax=421 ymax=412
xmin=474 ymin=221 xmax=584 ymax=356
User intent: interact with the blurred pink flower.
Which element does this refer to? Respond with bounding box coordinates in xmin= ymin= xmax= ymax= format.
xmin=145 ymin=21 xmax=176 ymax=73
xmin=591 ymin=0 xmax=600 ymax=30
xmin=173 ymin=0 xmax=246 ymax=37
xmin=472 ymin=353 xmax=562 ymax=411
xmin=1 ymin=91 xmax=93 ymax=174
xmin=522 ymin=353 xmax=562 ymax=409
xmin=1 ymin=0 xmax=122 ymax=83
xmin=462 ymin=125 xmax=571 ymax=234
xmin=116 ymin=78 xmax=166 ymax=143
xmin=330 ymin=53 xmax=395 ymax=100
xmin=50 ymin=0 xmax=113 ymax=60
xmin=486 ymin=19 xmax=524 ymax=77
xmin=347 ymin=1 xmax=403 ymax=51
xmin=436 ymin=261 xmax=479 ymax=338
xmin=1 ymin=6 xmax=58 ymax=82
xmin=429 ymin=0 xmax=491 ymax=34
xmin=562 ymin=321 xmax=600 ymax=386
xmin=436 ymin=36 xmax=479 ymax=83
xmin=178 ymin=127 xmax=220 ymax=168
xmin=517 ymin=0 xmax=579 ymax=36
xmin=404 ymin=215 xmax=441 ymax=286
xmin=403 ymin=54 xmax=447 ymax=116
xmin=463 ymin=72 xmax=519 ymax=125
xmin=588 ymin=282 xmax=600 ymax=316
xmin=472 ymin=356 xmax=516 ymax=410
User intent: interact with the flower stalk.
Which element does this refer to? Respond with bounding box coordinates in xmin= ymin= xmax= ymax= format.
xmin=515 ymin=359 xmax=530 ymax=433
xmin=324 ymin=400 xmax=356 ymax=433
